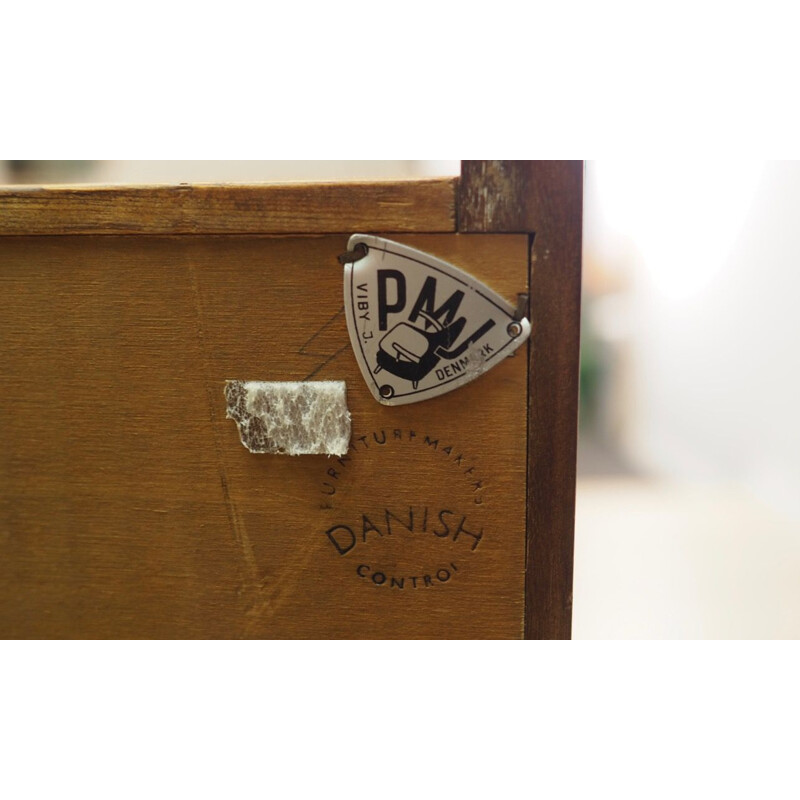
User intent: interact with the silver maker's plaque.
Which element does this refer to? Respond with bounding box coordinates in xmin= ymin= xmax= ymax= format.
xmin=343 ymin=234 xmax=531 ymax=406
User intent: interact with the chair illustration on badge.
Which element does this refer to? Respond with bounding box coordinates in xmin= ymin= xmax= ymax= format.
xmin=374 ymin=310 xmax=495 ymax=389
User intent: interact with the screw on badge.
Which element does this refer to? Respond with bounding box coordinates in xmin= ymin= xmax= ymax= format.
xmin=341 ymin=235 xmax=531 ymax=406
xmin=507 ymin=321 xmax=523 ymax=338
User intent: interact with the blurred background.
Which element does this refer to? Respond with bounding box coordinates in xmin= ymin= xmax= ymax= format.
xmin=4 ymin=160 xmax=798 ymax=638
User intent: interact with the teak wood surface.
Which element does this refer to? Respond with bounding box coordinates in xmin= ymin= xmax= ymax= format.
xmin=0 ymin=163 xmax=582 ymax=639
xmin=459 ymin=161 xmax=584 ymax=639
xmin=0 ymin=179 xmax=457 ymax=236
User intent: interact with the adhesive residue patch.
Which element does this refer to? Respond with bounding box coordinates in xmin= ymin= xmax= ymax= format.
xmin=224 ymin=380 xmax=351 ymax=456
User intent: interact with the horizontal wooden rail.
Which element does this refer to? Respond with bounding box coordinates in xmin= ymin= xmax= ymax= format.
xmin=0 ymin=178 xmax=458 ymax=236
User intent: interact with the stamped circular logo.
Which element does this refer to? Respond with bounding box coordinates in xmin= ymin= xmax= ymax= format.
xmin=319 ymin=427 xmax=488 ymax=590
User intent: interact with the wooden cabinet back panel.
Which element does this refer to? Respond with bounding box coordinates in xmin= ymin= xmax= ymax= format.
xmin=0 ymin=233 xmax=529 ymax=638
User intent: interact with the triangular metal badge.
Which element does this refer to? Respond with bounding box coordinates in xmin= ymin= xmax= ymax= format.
xmin=342 ymin=234 xmax=531 ymax=406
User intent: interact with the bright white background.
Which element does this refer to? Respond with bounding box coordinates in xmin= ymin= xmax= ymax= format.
xmin=575 ymin=160 xmax=800 ymax=638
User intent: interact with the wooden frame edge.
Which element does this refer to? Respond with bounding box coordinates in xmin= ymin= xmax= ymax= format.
xmin=0 ymin=177 xmax=458 ymax=236
xmin=525 ymin=162 xmax=583 ymax=639
xmin=459 ymin=160 xmax=583 ymax=639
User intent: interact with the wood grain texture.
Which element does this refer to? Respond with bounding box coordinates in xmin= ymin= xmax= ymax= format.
xmin=461 ymin=161 xmax=583 ymax=637
xmin=460 ymin=160 xmax=583 ymax=637
xmin=0 ymin=233 xmax=529 ymax=638
xmin=458 ymin=161 xmax=582 ymax=235
xmin=0 ymin=179 xmax=457 ymax=236
xmin=524 ymin=163 xmax=583 ymax=639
